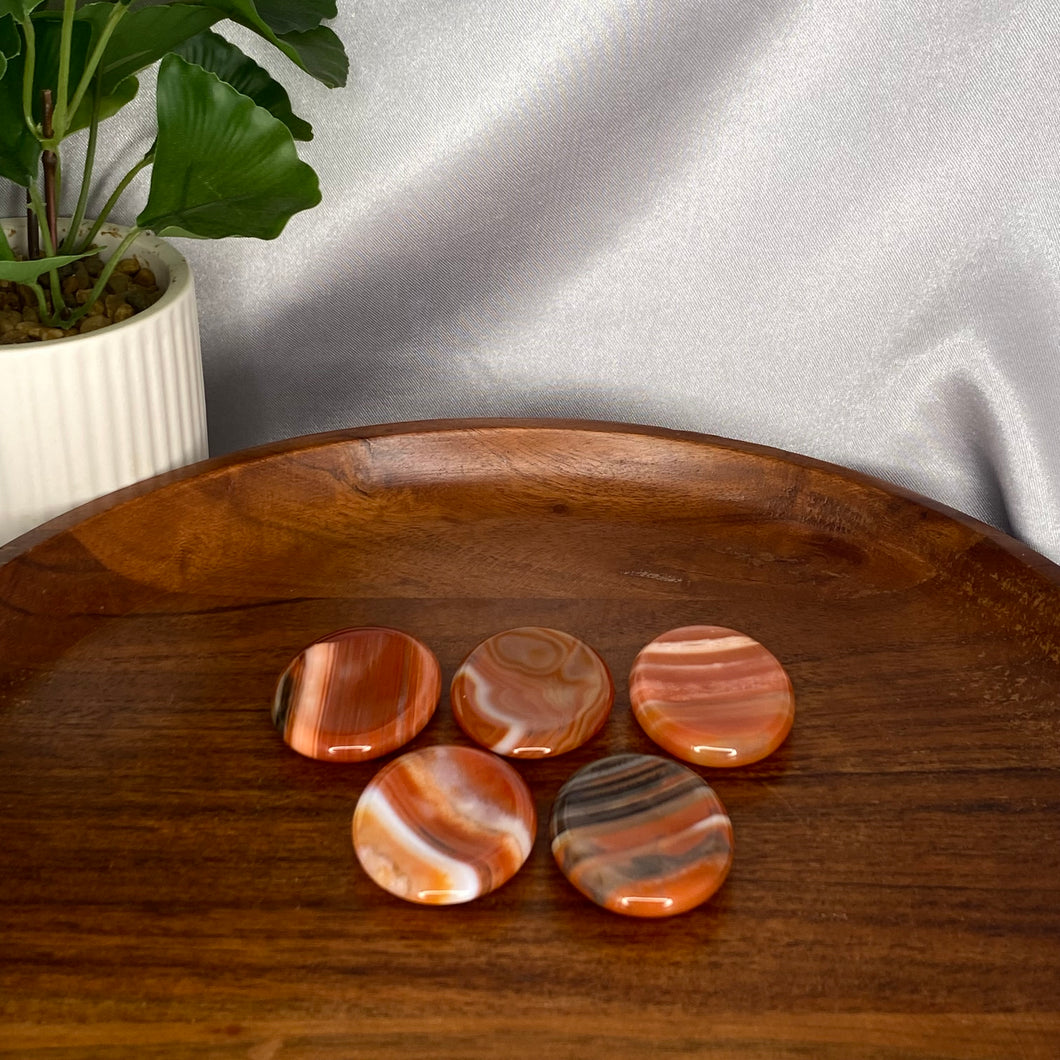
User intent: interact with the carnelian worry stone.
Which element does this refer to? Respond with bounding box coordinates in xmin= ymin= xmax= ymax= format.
xmin=629 ymin=624 xmax=794 ymax=767
xmin=550 ymin=754 xmax=733 ymax=917
xmin=352 ymin=745 xmax=536 ymax=905
xmin=272 ymin=626 xmax=440 ymax=761
xmin=450 ymin=626 xmax=613 ymax=757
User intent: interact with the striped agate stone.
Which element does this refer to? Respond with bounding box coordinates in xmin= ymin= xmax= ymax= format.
xmin=550 ymin=754 xmax=733 ymax=917
xmin=272 ymin=627 xmax=440 ymax=762
xmin=352 ymin=745 xmax=536 ymax=905
xmin=629 ymin=625 xmax=794 ymax=767
xmin=450 ymin=626 xmax=613 ymax=757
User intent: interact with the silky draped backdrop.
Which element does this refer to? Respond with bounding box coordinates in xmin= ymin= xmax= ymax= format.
xmin=6 ymin=1 xmax=1059 ymax=560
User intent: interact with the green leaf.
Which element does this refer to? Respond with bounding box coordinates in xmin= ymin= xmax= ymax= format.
xmin=138 ymin=53 xmax=321 ymax=239
xmin=252 ymin=0 xmax=337 ymax=35
xmin=0 ymin=1 xmax=46 ymax=20
xmin=0 ymin=247 xmax=98 ymax=283
xmin=25 ymin=8 xmax=145 ymax=136
xmin=0 ymin=7 xmax=20 ymax=88
xmin=74 ymin=71 xmax=138 ymax=131
xmin=91 ymin=2 xmax=221 ymax=95
xmin=97 ymin=81 xmax=140 ymax=130
xmin=0 ymin=12 xmax=19 ymax=61
xmin=0 ymin=48 xmax=39 ymax=185
xmin=276 ymin=25 xmax=347 ymax=89
xmin=0 ymin=13 xmax=14 ymax=78
xmin=173 ymin=29 xmax=312 ymax=140
xmin=28 ymin=12 xmax=95 ymax=134
xmin=200 ymin=0 xmax=348 ymax=87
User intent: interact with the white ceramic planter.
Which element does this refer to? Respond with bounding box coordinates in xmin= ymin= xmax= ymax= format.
xmin=0 ymin=218 xmax=208 ymax=545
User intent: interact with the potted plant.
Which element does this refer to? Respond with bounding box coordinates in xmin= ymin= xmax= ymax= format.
xmin=0 ymin=0 xmax=348 ymax=544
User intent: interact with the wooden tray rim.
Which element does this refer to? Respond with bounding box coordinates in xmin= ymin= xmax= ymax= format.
xmin=4 ymin=417 xmax=1058 ymax=588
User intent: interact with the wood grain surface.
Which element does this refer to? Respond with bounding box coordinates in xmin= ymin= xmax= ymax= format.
xmin=1 ymin=419 xmax=1058 ymax=1059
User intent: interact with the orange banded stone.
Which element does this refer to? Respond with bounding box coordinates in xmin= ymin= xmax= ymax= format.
xmin=550 ymin=754 xmax=733 ymax=917
xmin=352 ymin=745 xmax=536 ymax=905
xmin=272 ymin=626 xmax=440 ymax=762
xmin=451 ymin=627 xmax=613 ymax=758
xmin=629 ymin=625 xmax=794 ymax=767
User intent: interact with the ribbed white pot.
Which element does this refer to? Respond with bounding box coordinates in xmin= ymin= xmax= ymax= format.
xmin=0 ymin=218 xmax=207 ymax=545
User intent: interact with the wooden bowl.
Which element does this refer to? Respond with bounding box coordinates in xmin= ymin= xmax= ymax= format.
xmin=2 ymin=419 xmax=1058 ymax=1058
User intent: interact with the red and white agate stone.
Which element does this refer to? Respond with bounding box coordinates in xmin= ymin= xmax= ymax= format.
xmin=450 ymin=626 xmax=614 ymax=757
xmin=272 ymin=626 xmax=441 ymax=762
xmin=550 ymin=754 xmax=733 ymax=917
xmin=352 ymin=745 xmax=536 ymax=905
xmin=629 ymin=625 xmax=794 ymax=767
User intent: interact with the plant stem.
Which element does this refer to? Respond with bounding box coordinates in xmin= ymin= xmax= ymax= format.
xmin=62 ymin=77 xmax=103 ymax=253
xmin=81 ymin=148 xmax=154 ymax=249
xmin=20 ymin=14 xmax=36 ymax=134
xmin=59 ymin=225 xmax=144 ymax=330
xmin=65 ymin=1 xmax=131 ymax=129
xmin=41 ymin=90 xmax=59 ymax=252
xmin=49 ymin=0 xmax=78 ymax=141
xmin=21 ymin=280 xmax=51 ymax=324
xmin=26 ymin=196 xmax=39 ymax=260
xmin=26 ymin=185 xmax=65 ymax=326
xmin=27 ymin=186 xmax=53 ymax=256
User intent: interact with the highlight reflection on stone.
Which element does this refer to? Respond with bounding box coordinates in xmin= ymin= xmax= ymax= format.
xmin=352 ymin=745 xmax=536 ymax=905
xmin=550 ymin=754 xmax=733 ymax=917
xmin=629 ymin=625 xmax=794 ymax=767
xmin=272 ymin=626 xmax=440 ymax=762
xmin=450 ymin=626 xmax=614 ymax=757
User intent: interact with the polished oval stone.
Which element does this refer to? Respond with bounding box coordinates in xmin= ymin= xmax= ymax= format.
xmin=272 ymin=626 xmax=440 ymax=762
xmin=450 ymin=626 xmax=614 ymax=757
xmin=352 ymin=745 xmax=536 ymax=905
xmin=629 ymin=625 xmax=794 ymax=767
xmin=550 ymin=754 xmax=733 ymax=917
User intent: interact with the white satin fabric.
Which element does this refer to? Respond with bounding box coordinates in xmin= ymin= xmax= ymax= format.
xmin=12 ymin=2 xmax=1060 ymax=560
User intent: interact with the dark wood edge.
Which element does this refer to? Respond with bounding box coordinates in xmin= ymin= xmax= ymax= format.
xmin=4 ymin=417 xmax=1059 ymax=587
